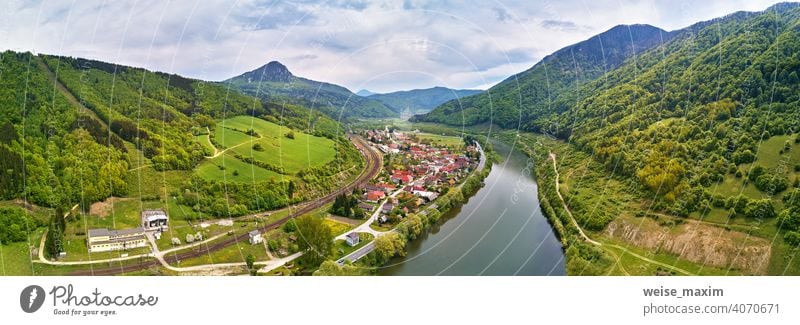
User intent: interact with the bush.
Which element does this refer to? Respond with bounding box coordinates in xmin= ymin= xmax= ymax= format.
xmin=744 ymin=199 xmax=776 ymax=219
xmin=784 ymin=231 xmax=800 ymax=247
xmin=252 ymin=143 xmax=264 ymax=151
xmin=285 ymin=131 xmax=295 ymax=139
xmin=754 ymin=173 xmax=789 ymax=194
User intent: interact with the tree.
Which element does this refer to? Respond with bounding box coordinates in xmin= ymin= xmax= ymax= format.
xmin=245 ymin=254 xmax=256 ymax=270
xmin=287 ymin=180 xmax=295 ymax=199
xmin=294 ymin=215 xmax=334 ymax=267
xmin=285 ymin=131 xmax=295 ymax=139
xmin=372 ymin=232 xmax=406 ymax=265
xmin=312 ymin=260 xmax=367 ymax=276
xmin=252 ymin=143 xmax=264 ymax=151
xmin=744 ymin=199 xmax=776 ymax=219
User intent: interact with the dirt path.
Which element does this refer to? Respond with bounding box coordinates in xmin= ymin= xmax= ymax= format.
xmin=548 ymin=152 xmax=694 ymax=276
xmin=204 ymin=129 xmax=261 ymax=159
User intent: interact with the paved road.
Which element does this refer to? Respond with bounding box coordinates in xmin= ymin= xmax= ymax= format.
xmin=69 ymin=135 xmax=382 ymax=275
xmin=341 ymin=241 xmax=376 ymax=264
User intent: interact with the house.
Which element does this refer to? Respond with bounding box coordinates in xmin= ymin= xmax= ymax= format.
xmin=366 ymin=190 xmax=386 ymax=202
xmin=358 ymin=203 xmax=375 ymax=212
xmin=141 ymin=209 xmax=169 ymax=231
xmin=248 ymin=230 xmax=263 ymax=245
xmin=381 ymin=203 xmax=395 ymax=214
xmin=87 ymin=227 xmax=147 ymax=253
xmin=345 ymin=232 xmax=360 ymax=247
xmin=413 ymin=190 xmax=439 ymax=202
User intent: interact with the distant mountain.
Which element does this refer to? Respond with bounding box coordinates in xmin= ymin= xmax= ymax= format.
xmin=368 ymin=87 xmax=483 ymax=114
xmin=356 ymin=89 xmax=377 ymax=96
xmin=414 ymin=24 xmax=672 ymax=128
xmin=226 ymin=61 xmax=396 ymax=119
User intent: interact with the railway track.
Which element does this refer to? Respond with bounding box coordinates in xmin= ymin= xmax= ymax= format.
xmin=70 ymin=135 xmax=382 ymax=275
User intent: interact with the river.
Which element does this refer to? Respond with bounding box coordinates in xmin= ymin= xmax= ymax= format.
xmin=378 ymin=140 xmax=566 ymax=275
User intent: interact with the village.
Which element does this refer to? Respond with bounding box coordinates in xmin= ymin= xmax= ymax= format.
xmin=354 ymin=128 xmax=481 ymax=229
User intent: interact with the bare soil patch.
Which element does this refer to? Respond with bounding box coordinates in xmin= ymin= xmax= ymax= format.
xmin=605 ymin=215 xmax=771 ymax=275
xmin=89 ymin=197 xmax=127 ymax=217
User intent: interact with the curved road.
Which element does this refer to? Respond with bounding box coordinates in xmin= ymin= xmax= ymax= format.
xmin=70 ymin=135 xmax=382 ymax=275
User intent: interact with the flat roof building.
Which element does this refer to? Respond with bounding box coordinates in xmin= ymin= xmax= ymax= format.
xmin=87 ymin=227 xmax=147 ymax=253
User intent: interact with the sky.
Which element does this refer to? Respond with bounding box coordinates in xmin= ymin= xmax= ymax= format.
xmin=0 ymin=0 xmax=788 ymax=93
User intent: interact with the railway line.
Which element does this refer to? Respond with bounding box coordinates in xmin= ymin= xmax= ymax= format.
xmin=70 ymin=135 xmax=382 ymax=275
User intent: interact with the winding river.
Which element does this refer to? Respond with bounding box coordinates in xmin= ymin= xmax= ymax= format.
xmin=378 ymin=140 xmax=566 ymax=275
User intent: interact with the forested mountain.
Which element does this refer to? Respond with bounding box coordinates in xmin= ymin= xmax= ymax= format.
xmin=0 ymin=51 xmax=343 ymax=210
xmin=422 ymin=2 xmax=800 ymax=221
xmin=414 ymin=24 xmax=671 ymax=127
xmin=366 ymin=87 xmax=483 ymax=114
xmin=356 ymin=89 xmax=377 ymax=96
xmin=226 ymin=61 xmax=396 ymax=119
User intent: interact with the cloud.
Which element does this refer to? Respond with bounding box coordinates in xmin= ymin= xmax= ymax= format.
xmin=541 ymin=20 xmax=580 ymax=31
xmin=0 ymin=0 xmax=789 ymax=93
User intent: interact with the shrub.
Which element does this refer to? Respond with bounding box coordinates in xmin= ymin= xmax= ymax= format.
xmin=784 ymin=231 xmax=800 ymax=247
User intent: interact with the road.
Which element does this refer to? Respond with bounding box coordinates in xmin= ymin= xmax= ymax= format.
xmin=69 ymin=135 xmax=382 ymax=275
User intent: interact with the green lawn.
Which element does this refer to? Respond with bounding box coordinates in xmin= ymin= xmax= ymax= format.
xmin=332 ymin=233 xmax=374 ymax=260
xmin=0 ymin=238 xmax=36 ymax=276
xmin=168 ymin=237 xmax=271 ymax=267
xmin=218 ymin=116 xmax=337 ymax=174
xmin=196 ymin=153 xmax=285 ymax=183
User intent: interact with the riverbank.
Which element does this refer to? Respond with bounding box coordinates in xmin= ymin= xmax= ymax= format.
xmin=505 ymin=132 xmax=761 ymax=275
xmin=373 ymin=139 xmax=566 ymax=275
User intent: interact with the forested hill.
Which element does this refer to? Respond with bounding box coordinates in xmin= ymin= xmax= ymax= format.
xmin=427 ymin=2 xmax=800 ymax=219
xmin=366 ymin=87 xmax=483 ymax=114
xmin=226 ymin=61 xmax=397 ymax=119
xmin=0 ymin=51 xmax=342 ymax=209
xmin=412 ymin=23 xmax=671 ymax=127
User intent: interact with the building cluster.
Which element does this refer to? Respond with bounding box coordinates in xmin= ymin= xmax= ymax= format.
xmin=362 ymin=128 xmax=480 ymax=224
xmin=86 ymin=209 xmax=169 ymax=253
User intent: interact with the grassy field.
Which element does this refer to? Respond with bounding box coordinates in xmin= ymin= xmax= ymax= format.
xmin=715 ymin=135 xmax=800 ymax=200
xmin=196 ymin=152 xmax=285 ymax=183
xmin=323 ymin=217 xmax=355 ymax=236
xmin=168 ymin=236 xmax=271 ymax=267
xmin=215 ymin=116 xmax=336 ymax=174
xmin=0 ymin=236 xmax=37 ymax=276
xmin=414 ymin=133 xmax=464 ymax=150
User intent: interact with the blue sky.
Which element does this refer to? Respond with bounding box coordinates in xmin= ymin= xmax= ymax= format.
xmin=0 ymin=0 xmax=787 ymax=93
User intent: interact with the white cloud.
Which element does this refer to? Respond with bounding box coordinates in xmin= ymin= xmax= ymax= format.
xmin=0 ymin=0 xmax=788 ymax=93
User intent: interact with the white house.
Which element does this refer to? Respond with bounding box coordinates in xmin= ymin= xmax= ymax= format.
xmin=248 ymin=230 xmax=263 ymax=245
xmin=345 ymin=232 xmax=360 ymax=247
xmin=141 ymin=209 xmax=169 ymax=231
